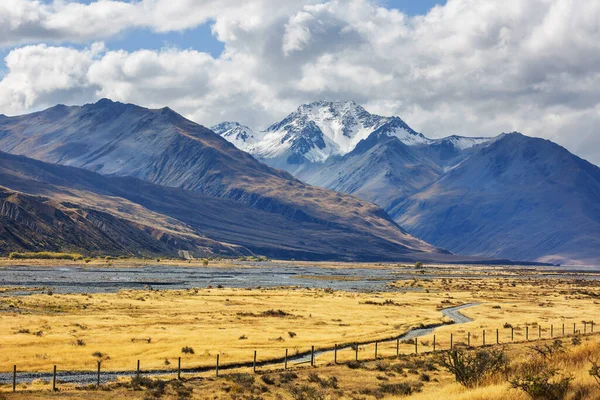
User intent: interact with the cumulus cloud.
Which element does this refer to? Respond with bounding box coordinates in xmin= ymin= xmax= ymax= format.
xmin=0 ymin=0 xmax=599 ymax=164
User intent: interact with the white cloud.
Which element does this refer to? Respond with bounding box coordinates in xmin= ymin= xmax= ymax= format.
xmin=0 ymin=0 xmax=599 ymax=164
xmin=0 ymin=42 xmax=104 ymax=113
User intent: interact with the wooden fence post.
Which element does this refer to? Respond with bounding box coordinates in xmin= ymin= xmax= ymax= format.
xmin=551 ymin=324 xmax=553 ymax=338
xmin=526 ymin=326 xmax=529 ymax=341
xmin=178 ymin=357 xmax=181 ymax=380
xmin=334 ymin=344 xmax=337 ymax=364
xmin=496 ymin=328 xmax=499 ymax=344
xmin=584 ymin=322 xmax=587 ymax=334
xmin=450 ymin=333 xmax=453 ymax=350
xmin=355 ymin=343 xmax=359 ymax=361
xmin=284 ymin=349 xmax=288 ymax=370
xmin=375 ymin=342 xmax=378 ymax=359
xmin=13 ymin=365 xmax=16 ymax=393
xmin=253 ymin=350 xmax=257 ymax=373
xmin=468 ymin=332 xmax=470 ymax=347
xmin=311 ymin=346 xmax=315 ymax=366
xmin=216 ymin=355 xmax=220 ymax=377
xmin=592 ymin=321 xmax=595 ymax=333
xmin=52 ymin=365 xmax=57 ymax=392
xmin=483 ymin=330 xmax=486 ymax=346
xmin=415 ymin=338 xmax=418 ymax=355
xmin=137 ymin=360 xmax=140 ymax=377
xmin=538 ymin=325 xmax=541 ymax=339
xmin=433 ymin=335 xmax=436 ymax=352
xmin=562 ymin=323 xmax=565 ymax=336
xmin=574 ymin=323 xmax=576 ymax=335
xmin=511 ymin=327 xmax=514 ymax=341
xmin=97 ymin=361 xmax=101 ymax=388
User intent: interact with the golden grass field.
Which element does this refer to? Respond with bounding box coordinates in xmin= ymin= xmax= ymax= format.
xmin=0 ymin=259 xmax=599 ymax=399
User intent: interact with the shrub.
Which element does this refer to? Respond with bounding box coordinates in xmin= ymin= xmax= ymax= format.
xmin=530 ymin=340 xmax=564 ymax=360
xmin=261 ymin=309 xmax=294 ymax=317
xmin=171 ymin=381 xmax=193 ymax=400
xmin=439 ymin=348 xmax=507 ymax=387
xmin=202 ymin=259 xmax=209 ymax=266
xmin=307 ymin=373 xmax=338 ymax=389
xmin=279 ymin=371 xmax=298 ymax=383
xmin=510 ymin=367 xmax=572 ymax=400
xmin=288 ymin=385 xmax=325 ymax=400
xmin=261 ymin=375 xmax=275 ymax=385
xmin=375 ymin=361 xmax=390 ymax=371
xmin=379 ymin=382 xmax=423 ymax=395
xmin=92 ymin=352 xmax=110 ymax=362
xmin=589 ymin=355 xmax=600 ymax=387
xmin=228 ymin=373 xmax=255 ymax=387
xmin=181 ymin=346 xmax=195 ymax=354
xmin=9 ymin=252 xmax=83 ymax=260
xmin=288 ymin=331 xmax=297 ymax=338
xmin=572 ymin=336 xmax=582 ymax=346
xmin=346 ymin=360 xmax=363 ymax=369
xmin=415 ymin=261 xmax=423 ymax=269
xmin=130 ymin=376 xmax=166 ymax=394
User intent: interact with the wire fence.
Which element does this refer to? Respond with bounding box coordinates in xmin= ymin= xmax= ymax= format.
xmin=1 ymin=319 xmax=596 ymax=393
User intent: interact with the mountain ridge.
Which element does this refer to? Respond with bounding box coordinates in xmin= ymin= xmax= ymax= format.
xmin=0 ymin=99 xmax=447 ymax=260
xmin=215 ymin=102 xmax=599 ymax=264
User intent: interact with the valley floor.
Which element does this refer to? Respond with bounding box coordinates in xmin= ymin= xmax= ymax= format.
xmin=0 ymin=261 xmax=599 ymax=398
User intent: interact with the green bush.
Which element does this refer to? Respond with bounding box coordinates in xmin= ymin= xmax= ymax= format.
xmin=9 ymin=252 xmax=83 ymax=261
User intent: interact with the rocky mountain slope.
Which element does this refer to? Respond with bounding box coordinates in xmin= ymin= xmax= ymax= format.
xmin=0 ymin=100 xmax=450 ymax=261
xmin=393 ymin=133 xmax=600 ymax=265
xmin=217 ymin=102 xmax=600 ymax=264
xmin=0 ymin=151 xmax=453 ymax=260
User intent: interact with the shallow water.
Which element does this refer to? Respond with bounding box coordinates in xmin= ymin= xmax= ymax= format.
xmin=0 ymin=264 xmax=418 ymax=294
xmin=0 ymin=263 xmax=598 ymax=295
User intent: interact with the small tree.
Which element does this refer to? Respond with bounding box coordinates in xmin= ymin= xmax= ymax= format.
xmin=439 ymin=348 xmax=507 ymax=387
xmin=202 ymin=259 xmax=209 ymax=266
xmin=415 ymin=261 xmax=423 ymax=269
xmin=529 ymin=340 xmax=565 ymax=360
xmin=510 ymin=368 xmax=571 ymax=400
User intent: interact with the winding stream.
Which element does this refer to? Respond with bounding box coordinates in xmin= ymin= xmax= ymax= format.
xmin=0 ymin=304 xmax=477 ymax=386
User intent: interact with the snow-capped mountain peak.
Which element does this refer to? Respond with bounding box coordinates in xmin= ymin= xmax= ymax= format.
xmin=211 ymin=121 xmax=258 ymax=150
xmin=249 ymin=100 xmax=427 ymax=168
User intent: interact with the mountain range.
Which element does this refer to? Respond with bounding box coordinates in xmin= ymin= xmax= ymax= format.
xmin=0 ymin=99 xmax=467 ymax=262
xmin=216 ymin=101 xmax=600 ymax=265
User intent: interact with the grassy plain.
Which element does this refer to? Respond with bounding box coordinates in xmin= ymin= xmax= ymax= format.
xmin=0 ymin=261 xmax=599 ymax=399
